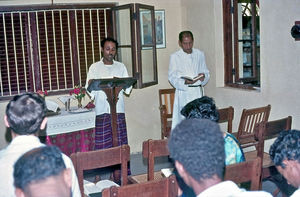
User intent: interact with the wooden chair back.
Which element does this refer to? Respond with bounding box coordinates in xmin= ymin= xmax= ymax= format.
xmin=256 ymin=116 xmax=292 ymax=170
xmin=159 ymin=88 xmax=175 ymax=138
xmin=224 ymin=157 xmax=262 ymax=191
xmin=70 ymin=145 xmax=130 ymax=197
xmin=143 ymin=139 xmax=169 ymax=181
xmin=218 ymin=106 xmax=234 ymax=133
xmin=102 ymin=175 xmax=178 ymax=197
xmin=237 ymin=104 xmax=271 ymax=147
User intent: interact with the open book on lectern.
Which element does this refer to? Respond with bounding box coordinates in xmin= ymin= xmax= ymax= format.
xmin=87 ymin=77 xmax=137 ymax=92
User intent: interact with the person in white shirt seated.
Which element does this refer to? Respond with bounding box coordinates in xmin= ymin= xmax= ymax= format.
xmin=269 ymin=130 xmax=300 ymax=197
xmin=13 ymin=145 xmax=72 ymax=197
xmin=0 ymin=93 xmax=80 ymax=197
xmin=168 ymin=119 xmax=272 ymax=197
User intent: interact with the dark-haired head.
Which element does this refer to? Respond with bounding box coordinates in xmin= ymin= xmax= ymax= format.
xmin=181 ymin=96 xmax=219 ymax=122
xmin=269 ymin=130 xmax=300 ymax=168
xmin=13 ymin=146 xmax=71 ymax=197
xmin=5 ymin=93 xmax=47 ymax=135
xmin=179 ymin=31 xmax=194 ymax=42
xmin=101 ymin=37 xmax=118 ymax=49
xmin=168 ymin=119 xmax=225 ymax=182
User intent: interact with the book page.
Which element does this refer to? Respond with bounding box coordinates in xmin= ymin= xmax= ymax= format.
xmin=83 ymin=180 xmax=99 ymax=195
xmin=161 ymin=168 xmax=174 ymax=177
xmin=84 ymin=179 xmax=119 ymax=195
xmin=180 ymin=76 xmax=194 ymax=81
xmin=95 ymin=180 xmax=119 ymax=191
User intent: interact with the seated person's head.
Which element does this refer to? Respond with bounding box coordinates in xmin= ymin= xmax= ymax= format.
xmin=5 ymin=93 xmax=47 ymax=135
xmin=168 ymin=119 xmax=225 ymax=193
xmin=269 ymin=130 xmax=300 ymax=188
xmin=181 ymin=96 xmax=219 ymax=122
xmin=13 ymin=146 xmax=72 ymax=197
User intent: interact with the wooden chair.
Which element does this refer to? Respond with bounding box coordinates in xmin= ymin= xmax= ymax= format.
xmin=70 ymin=145 xmax=130 ymax=197
xmin=244 ymin=116 xmax=292 ymax=184
xmin=224 ymin=157 xmax=262 ymax=191
xmin=102 ymin=175 xmax=178 ymax=197
xmin=159 ymin=88 xmax=175 ymax=139
xmin=129 ymin=139 xmax=169 ymax=183
xmin=218 ymin=106 xmax=234 ymax=133
xmin=237 ymin=104 xmax=271 ymax=147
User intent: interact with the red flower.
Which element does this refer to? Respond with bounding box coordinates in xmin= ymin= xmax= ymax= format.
xmin=74 ymin=88 xmax=80 ymax=95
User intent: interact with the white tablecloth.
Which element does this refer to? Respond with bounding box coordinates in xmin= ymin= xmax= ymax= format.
xmin=46 ymin=108 xmax=96 ymax=136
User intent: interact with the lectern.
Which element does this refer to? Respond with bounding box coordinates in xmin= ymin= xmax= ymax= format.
xmin=87 ymin=77 xmax=136 ymax=147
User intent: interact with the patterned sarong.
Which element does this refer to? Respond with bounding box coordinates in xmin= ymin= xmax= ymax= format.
xmin=94 ymin=113 xmax=128 ymax=150
xmin=94 ymin=113 xmax=130 ymax=176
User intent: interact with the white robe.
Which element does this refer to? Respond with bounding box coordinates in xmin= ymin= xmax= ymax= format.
xmin=85 ymin=59 xmax=132 ymax=116
xmin=168 ymin=48 xmax=210 ymax=129
xmin=197 ymin=181 xmax=272 ymax=197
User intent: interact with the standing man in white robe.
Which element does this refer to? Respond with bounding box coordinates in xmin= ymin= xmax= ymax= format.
xmin=168 ymin=31 xmax=210 ymax=129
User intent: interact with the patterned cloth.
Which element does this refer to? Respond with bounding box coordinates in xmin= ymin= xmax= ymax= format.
xmin=95 ymin=113 xmax=130 ymax=176
xmin=46 ymin=128 xmax=95 ymax=156
xmin=94 ymin=113 xmax=128 ymax=150
xmin=224 ymin=133 xmax=245 ymax=165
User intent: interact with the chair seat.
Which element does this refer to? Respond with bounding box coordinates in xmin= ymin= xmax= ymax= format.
xmin=244 ymin=151 xmax=274 ymax=168
xmin=128 ymin=171 xmax=164 ymax=184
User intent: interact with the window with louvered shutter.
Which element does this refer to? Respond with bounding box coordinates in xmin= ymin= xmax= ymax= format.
xmin=0 ymin=4 xmax=114 ymax=100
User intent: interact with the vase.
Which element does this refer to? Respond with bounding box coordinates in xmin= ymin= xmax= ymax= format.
xmin=77 ymin=98 xmax=82 ymax=108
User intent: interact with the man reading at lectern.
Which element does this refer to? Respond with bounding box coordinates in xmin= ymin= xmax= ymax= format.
xmin=85 ymin=38 xmax=132 ymax=179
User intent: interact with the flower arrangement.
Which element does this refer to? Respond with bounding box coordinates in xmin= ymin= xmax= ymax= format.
xmin=36 ymin=89 xmax=48 ymax=98
xmin=69 ymin=86 xmax=86 ymax=108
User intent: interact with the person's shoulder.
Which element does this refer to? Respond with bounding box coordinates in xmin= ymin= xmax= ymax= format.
xmin=170 ymin=49 xmax=182 ymax=58
xmin=61 ymin=153 xmax=75 ymax=168
xmin=90 ymin=60 xmax=102 ymax=66
xmin=113 ymin=60 xmax=127 ymax=69
xmin=237 ymin=190 xmax=272 ymax=197
xmin=193 ymin=48 xmax=204 ymax=55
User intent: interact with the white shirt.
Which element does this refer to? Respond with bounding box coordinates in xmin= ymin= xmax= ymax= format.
xmin=0 ymin=135 xmax=80 ymax=197
xmin=168 ymin=48 xmax=210 ymax=129
xmin=197 ymin=181 xmax=272 ymax=197
xmin=291 ymin=188 xmax=300 ymax=197
xmin=85 ymin=59 xmax=132 ymax=116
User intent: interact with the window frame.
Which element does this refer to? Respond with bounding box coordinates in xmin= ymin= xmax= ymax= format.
xmin=0 ymin=4 xmax=114 ymax=101
xmin=223 ymin=0 xmax=260 ymax=90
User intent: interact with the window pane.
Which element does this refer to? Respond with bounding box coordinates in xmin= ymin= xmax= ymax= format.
xmin=118 ymin=47 xmax=133 ymax=77
xmin=141 ymin=48 xmax=154 ymax=83
xmin=140 ymin=9 xmax=153 ymax=47
xmin=115 ymin=9 xmax=131 ymax=46
xmin=115 ymin=8 xmax=133 ymax=78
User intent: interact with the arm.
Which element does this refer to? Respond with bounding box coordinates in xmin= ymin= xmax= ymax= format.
xmin=198 ymin=52 xmax=210 ymax=86
xmin=168 ymin=54 xmax=188 ymax=91
xmin=85 ymin=65 xmax=96 ymax=100
xmin=121 ymin=64 xmax=132 ymax=95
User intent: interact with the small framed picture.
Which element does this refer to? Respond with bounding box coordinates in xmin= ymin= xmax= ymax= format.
xmin=155 ymin=10 xmax=166 ymax=49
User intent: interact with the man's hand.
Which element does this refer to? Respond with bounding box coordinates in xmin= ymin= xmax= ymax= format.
xmin=88 ymin=79 xmax=94 ymax=85
xmin=197 ymin=73 xmax=205 ymax=82
xmin=184 ymin=73 xmax=205 ymax=84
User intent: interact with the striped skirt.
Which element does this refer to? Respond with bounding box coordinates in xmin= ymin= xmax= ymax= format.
xmin=94 ymin=113 xmax=128 ymax=150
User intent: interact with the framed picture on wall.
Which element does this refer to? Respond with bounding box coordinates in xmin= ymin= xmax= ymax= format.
xmin=155 ymin=10 xmax=166 ymax=49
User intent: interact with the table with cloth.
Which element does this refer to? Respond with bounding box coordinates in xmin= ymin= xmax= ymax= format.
xmin=45 ymin=108 xmax=96 ymax=156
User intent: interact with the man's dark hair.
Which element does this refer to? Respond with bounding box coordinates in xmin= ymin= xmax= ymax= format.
xmin=181 ymin=96 xmax=219 ymax=122
xmin=101 ymin=37 xmax=119 ymax=49
xmin=168 ymin=119 xmax=225 ymax=181
xmin=269 ymin=130 xmax=300 ymax=168
xmin=179 ymin=31 xmax=194 ymax=42
xmin=6 ymin=93 xmax=47 ymax=135
xmin=13 ymin=146 xmax=66 ymax=191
